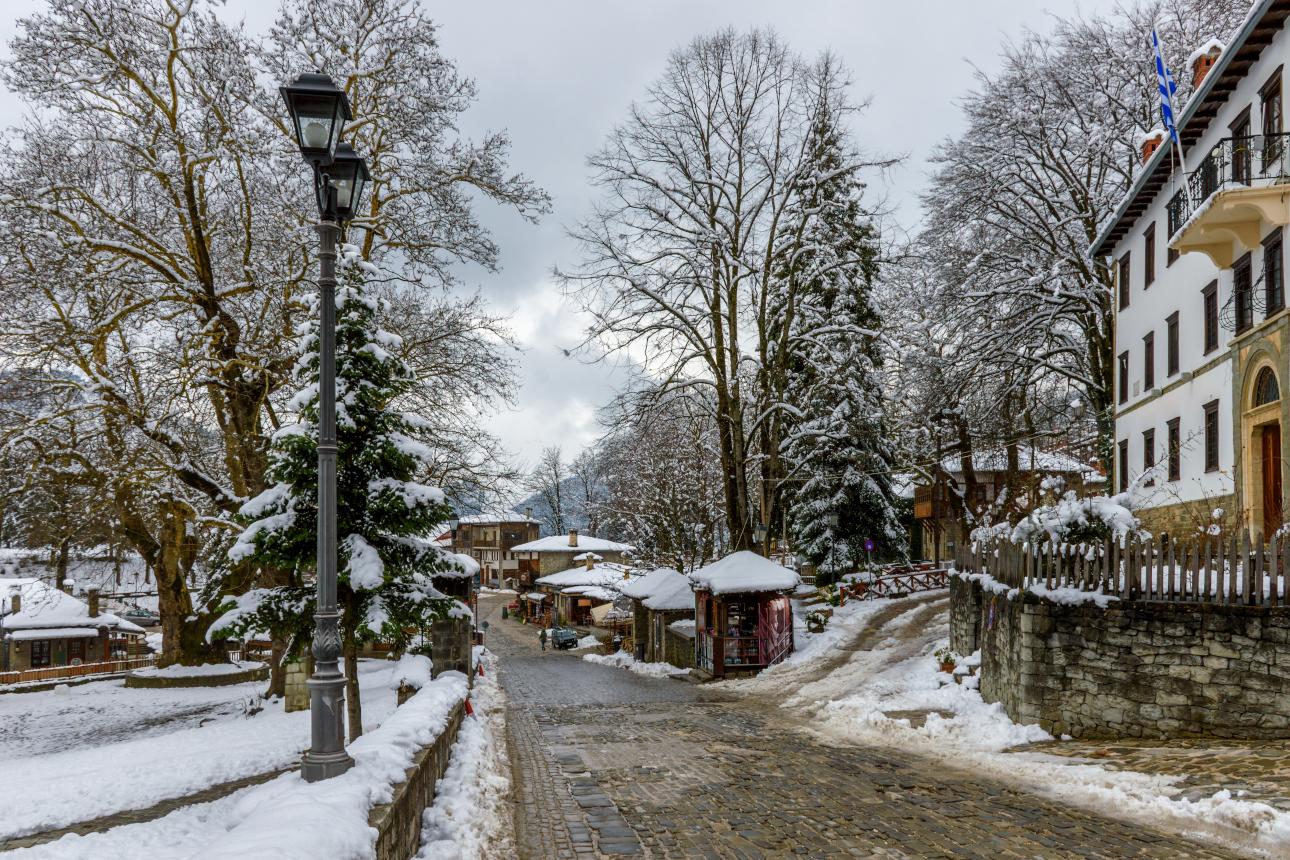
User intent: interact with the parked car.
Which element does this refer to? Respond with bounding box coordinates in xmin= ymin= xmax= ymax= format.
xmin=550 ymin=627 xmax=579 ymax=650
xmin=122 ymin=607 xmax=160 ymax=627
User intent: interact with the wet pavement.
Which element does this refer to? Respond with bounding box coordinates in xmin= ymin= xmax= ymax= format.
xmin=481 ymin=594 xmax=1250 ymax=859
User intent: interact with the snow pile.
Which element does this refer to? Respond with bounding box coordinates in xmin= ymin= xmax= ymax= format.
xmin=573 ymin=635 xmax=600 ymax=650
xmin=132 ymin=661 xmax=265 ymax=679
xmin=196 ymin=671 xmax=470 ymax=860
xmin=582 ymin=650 xmax=689 ymax=678
xmin=691 ymin=551 xmax=799 ymax=595
xmin=389 ymin=654 xmax=433 ymax=690
xmin=416 ymin=648 xmax=514 ymax=859
xmin=817 ymin=645 xmax=1053 ymax=752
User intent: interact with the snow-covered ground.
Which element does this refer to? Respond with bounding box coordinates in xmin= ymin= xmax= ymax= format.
xmin=0 ymin=659 xmax=399 ymax=842
xmin=582 ymin=650 xmax=689 ymax=678
xmin=725 ymin=592 xmax=1290 ymax=858
xmin=417 ymin=649 xmax=515 ymax=859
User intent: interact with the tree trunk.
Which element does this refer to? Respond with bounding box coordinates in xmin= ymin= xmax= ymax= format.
xmin=266 ymin=635 xmax=288 ymax=699
xmin=56 ymin=538 xmax=70 ymax=584
xmin=154 ymin=496 xmax=220 ymax=666
xmin=344 ymin=634 xmax=363 ymax=743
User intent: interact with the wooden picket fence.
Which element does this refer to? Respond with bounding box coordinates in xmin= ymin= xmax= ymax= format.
xmin=954 ymin=531 xmax=1287 ymax=606
xmin=0 ymin=655 xmax=156 ymax=686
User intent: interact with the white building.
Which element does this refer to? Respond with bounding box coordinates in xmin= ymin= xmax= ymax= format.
xmin=1093 ymin=1 xmax=1290 ymax=539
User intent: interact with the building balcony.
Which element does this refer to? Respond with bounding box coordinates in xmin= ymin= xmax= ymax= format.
xmin=1168 ymin=133 xmax=1290 ymax=268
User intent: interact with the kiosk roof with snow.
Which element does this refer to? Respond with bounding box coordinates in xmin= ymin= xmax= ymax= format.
xmin=621 ymin=567 xmax=695 ymax=612
xmin=691 ymin=551 xmax=799 ymax=595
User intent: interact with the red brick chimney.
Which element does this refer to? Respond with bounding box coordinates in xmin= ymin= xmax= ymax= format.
xmin=1140 ymin=129 xmax=1166 ymax=164
xmin=568 ymin=529 xmax=578 ymax=548
xmin=1190 ymin=42 xmax=1223 ymax=90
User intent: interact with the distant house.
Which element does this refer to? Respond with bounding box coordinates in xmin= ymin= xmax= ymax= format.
xmin=692 ymin=552 xmax=799 ymax=679
xmin=1 ymin=579 xmax=147 ymax=676
xmin=913 ymin=445 xmax=1103 ymax=562
xmin=510 ymin=530 xmax=635 ymax=579
xmin=532 ymin=556 xmax=639 ymax=627
xmin=451 ymin=511 xmax=541 ymax=589
xmin=621 ymin=567 xmax=695 ymax=666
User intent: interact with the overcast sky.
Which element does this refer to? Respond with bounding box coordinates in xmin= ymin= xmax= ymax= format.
xmin=1 ymin=0 xmax=1123 ymax=478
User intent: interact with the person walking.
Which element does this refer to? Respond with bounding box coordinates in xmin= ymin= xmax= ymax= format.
xmin=539 ymin=626 xmax=548 ymax=652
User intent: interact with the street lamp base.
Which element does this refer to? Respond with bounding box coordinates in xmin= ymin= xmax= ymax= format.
xmin=301 ymin=749 xmax=355 ymax=782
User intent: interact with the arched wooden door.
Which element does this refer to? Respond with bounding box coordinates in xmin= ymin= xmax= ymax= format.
xmin=1263 ymin=422 xmax=1283 ymax=538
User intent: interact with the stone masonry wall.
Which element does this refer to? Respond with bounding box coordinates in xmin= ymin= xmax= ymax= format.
xmin=370 ymin=701 xmax=465 ymax=860
xmin=952 ymin=577 xmax=1290 ymax=739
xmin=1132 ymin=493 xmax=1237 ymax=540
xmin=948 ymin=575 xmax=981 ymax=656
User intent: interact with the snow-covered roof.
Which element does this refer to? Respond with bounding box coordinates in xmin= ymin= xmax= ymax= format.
xmin=691 ymin=552 xmax=800 ymax=595
xmin=939 ymin=445 xmax=1097 ymax=478
xmin=511 ymin=535 xmax=635 ymax=554
xmin=535 ymin=563 xmax=636 ymax=590
xmin=457 ymin=512 xmax=540 ymax=525
xmin=621 ymin=567 xmax=695 ymax=612
xmin=0 ymin=578 xmax=145 ymax=635
xmin=524 ymin=592 xmax=548 ymax=602
xmin=561 ymin=585 xmax=619 ymax=602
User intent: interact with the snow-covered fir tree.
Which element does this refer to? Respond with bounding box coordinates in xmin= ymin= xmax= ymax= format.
xmin=212 ymin=248 xmax=471 ymax=738
xmin=772 ymin=96 xmax=904 ymax=568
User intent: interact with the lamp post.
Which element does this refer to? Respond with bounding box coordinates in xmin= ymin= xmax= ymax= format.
xmin=753 ymin=522 xmax=768 ymax=557
xmin=281 ymin=71 xmax=369 ymax=783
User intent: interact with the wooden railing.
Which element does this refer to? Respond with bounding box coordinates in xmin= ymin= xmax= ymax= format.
xmin=848 ymin=568 xmax=950 ymax=600
xmin=0 ymin=655 xmax=156 ymax=686
xmin=955 ymin=532 xmax=1288 ymax=606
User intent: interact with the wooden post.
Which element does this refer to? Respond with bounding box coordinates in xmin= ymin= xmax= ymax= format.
xmin=1272 ymin=533 xmax=1281 ymax=607
xmin=1248 ymin=533 xmax=1260 ymax=606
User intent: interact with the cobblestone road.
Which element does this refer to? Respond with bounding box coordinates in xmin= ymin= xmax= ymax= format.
xmin=481 ymin=596 xmax=1248 ymax=859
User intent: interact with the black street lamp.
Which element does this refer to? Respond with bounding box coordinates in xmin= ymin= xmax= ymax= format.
xmin=281 ymin=71 xmax=369 ymax=784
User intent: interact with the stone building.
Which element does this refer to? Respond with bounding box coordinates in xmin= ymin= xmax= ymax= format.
xmin=450 ymin=511 xmax=540 ymax=588
xmin=510 ymin=531 xmax=635 ymax=579
xmin=532 ymin=557 xmax=639 ymax=627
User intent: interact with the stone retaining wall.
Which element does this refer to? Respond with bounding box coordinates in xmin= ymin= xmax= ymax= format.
xmin=953 ymin=576 xmax=1290 ymax=738
xmin=948 ymin=575 xmax=981 ymax=656
xmin=124 ymin=664 xmax=269 ymax=689
xmin=370 ymin=699 xmax=466 ymax=860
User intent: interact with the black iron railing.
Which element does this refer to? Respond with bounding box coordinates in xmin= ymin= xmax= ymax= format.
xmin=1167 ymin=132 xmax=1290 ymax=237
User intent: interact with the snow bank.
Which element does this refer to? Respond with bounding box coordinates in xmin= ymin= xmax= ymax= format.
xmin=573 ymin=635 xmax=600 ymax=650
xmin=131 ymin=661 xmax=265 ymax=679
xmin=0 ymin=661 xmax=398 ymax=841
xmin=817 ymin=645 xmax=1053 ymax=752
xmin=582 ymin=650 xmax=689 ymax=678
xmin=416 ymin=649 xmax=514 ymax=859
xmin=389 ymin=654 xmax=433 ymax=690
xmin=195 ymin=671 xmax=470 ymax=860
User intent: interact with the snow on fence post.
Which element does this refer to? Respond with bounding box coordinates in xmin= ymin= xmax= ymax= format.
xmin=1272 ymin=534 xmax=1281 ymax=606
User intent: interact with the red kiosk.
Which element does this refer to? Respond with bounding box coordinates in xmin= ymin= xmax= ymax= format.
xmin=692 ymin=551 xmax=799 ymax=679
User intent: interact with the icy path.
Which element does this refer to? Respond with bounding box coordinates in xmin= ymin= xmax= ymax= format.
xmin=0 ymin=660 xmax=398 ymax=842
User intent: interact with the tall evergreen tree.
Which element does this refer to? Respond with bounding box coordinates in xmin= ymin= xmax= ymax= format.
xmin=772 ymin=95 xmax=904 ymax=569
xmin=211 ymin=248 xmax=469 ymax=738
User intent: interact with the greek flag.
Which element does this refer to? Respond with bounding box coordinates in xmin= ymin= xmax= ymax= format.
xmin=1152 ymin=28 xmax=1181 ymax=146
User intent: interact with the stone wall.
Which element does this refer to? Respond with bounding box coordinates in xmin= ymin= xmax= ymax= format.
xmin=369 ymin=701 xmax=466 ymax=860
xmin=284 ymin=657 xmax=309 ymax=712
xmin=948 ymin=575 xmax=980 ymax=656
xmin=662 ymin=626 xmax=694 ymax=668
xmin=1133 ymin=493 xmax=1236 ymax=540
xmin=954 ymin=577 xmax=1290 ymax=738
